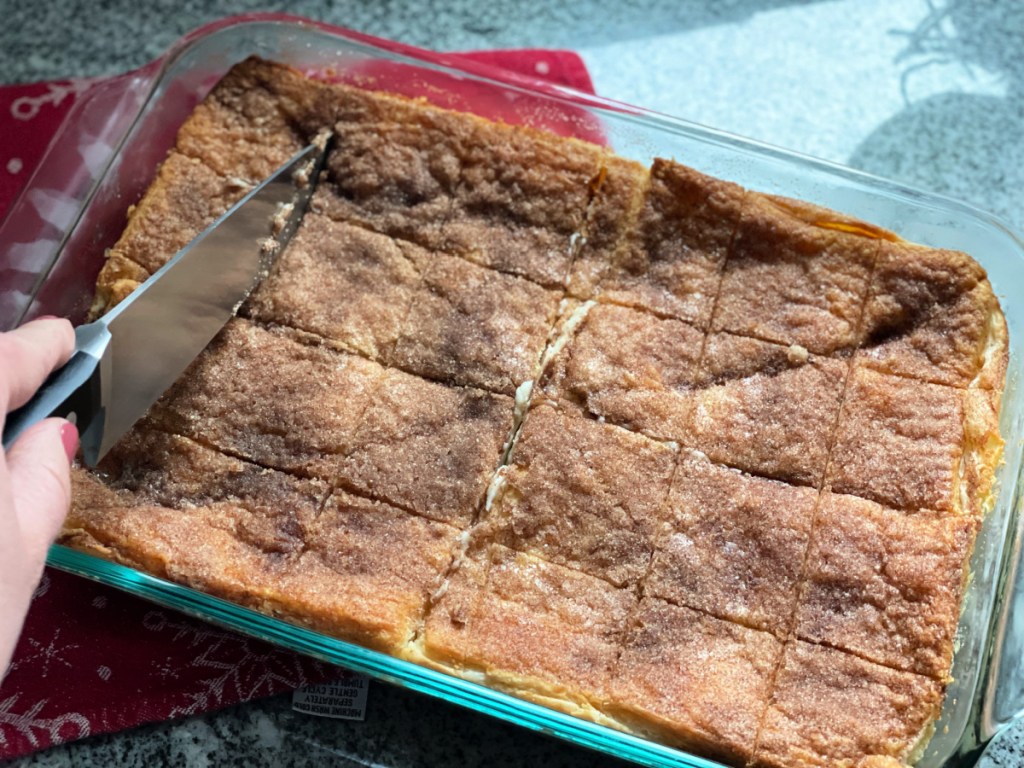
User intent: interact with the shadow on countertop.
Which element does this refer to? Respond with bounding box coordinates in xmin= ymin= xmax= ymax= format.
xmin=849 ymin=0 xmax=1024 ymax=230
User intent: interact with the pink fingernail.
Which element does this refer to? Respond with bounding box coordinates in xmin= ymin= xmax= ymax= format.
xmin=35 ymin=315 xmax=60 ymax=321
xmin=60 ymin=422 xmax=79 ymax=463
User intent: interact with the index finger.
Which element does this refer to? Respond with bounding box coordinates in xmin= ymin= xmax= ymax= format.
xmin=0 ymin=318 xmax=76 ymax=415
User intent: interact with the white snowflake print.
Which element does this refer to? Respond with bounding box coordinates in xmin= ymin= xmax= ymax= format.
xmin=142 ymin=611 xmax=330 ymax=717
xmin=0 ymin=694 xmax=89 ymax=749
xmin=7 ymin=629 xmax=79 ymax=678
xmin=10 ymin=79 xmax=93 ymax=121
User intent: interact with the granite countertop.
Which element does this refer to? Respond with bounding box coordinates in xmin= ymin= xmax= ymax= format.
xmin=3 ymin=0 xmax=1023 ymax=766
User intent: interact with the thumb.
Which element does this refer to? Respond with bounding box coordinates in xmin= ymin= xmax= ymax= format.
xmin=6 ymin=418 xmax=77 ymax=565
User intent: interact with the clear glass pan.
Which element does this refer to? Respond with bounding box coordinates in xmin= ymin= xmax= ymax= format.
xmin=2 ymin=14 xmax=1022 ymax=767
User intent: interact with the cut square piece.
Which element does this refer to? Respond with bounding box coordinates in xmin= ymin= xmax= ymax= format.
xmin=609 ymin=597 xmax=781 ymax=766
xmin=313 ymin=85 xmax=475 ymax=250
xmin=90 ymin=252 xmax=149 ymax=317
xmin=714 ymin=193 xmax=881 ymax=355
xmin=857 ymin=239 xmax=1004 ymax=389
xmin=796 ymin=492 xmax=977 ymax=679
xmin=685 ymin=332 xmax=848 ymax=487
xmin=646 ymin=451 xmax=818 ymax=635
xmin=111 ymin=152 xmax=252 ymax=275
xmin=245 ymin=215 xmax=423 ymax=360
xmin=567 ymin=155 xmax=649 ymax=298
xmin=440 ymin=120 xmax=603 ymax=287
xmin=538 ymin=302 xmax=704 ymax=441
xmin=175 ymin=57 xmax=325 ymax=182
xmin=283 ymin=489 xmax=460 ymax=653
xmin=828 ymin=366 xmax=965 ymax=513
xmin=483 ymin=403 xmax=677 ymax=587
xmin=754 ymin=641 xmax=943 ymax=768
xmin=323 ymin=368 xmax=514 ymax=528
xmin=421 ymin=544 xmax=634 ymax=713
xmin=66 ymin=430 xmax=327 ymax=606
xmin=391 ymin=249 xmax=562 ymax=396
xmin=145 ymin=319 xmax=384 ymax=475
xmin=588 ymin=158 xmax=746 ymax=328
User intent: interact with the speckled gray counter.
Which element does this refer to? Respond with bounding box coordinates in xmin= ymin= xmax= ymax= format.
xmin=2 ymin=1 xmax=1023 ymax=766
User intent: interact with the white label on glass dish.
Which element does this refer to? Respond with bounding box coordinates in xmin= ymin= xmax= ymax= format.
xmin=291 ymin=672 xmax=369 ymax=720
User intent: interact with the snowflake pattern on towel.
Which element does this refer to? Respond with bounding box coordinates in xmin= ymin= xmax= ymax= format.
xmin=0 ymin=570 xmax=333 ymax=759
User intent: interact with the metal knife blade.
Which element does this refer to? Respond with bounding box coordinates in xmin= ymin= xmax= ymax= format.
xmin=2 ymin=140 xmax=330 ymax=466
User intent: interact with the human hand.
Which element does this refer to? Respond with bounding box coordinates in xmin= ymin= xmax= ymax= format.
xmin=0 ymin=317 xmax=77 ymax=678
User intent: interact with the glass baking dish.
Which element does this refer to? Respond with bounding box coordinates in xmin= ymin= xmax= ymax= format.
xmin=2 ymin=14 xmax=1022 ymax=768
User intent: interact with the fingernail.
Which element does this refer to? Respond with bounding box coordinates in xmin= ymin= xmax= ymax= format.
xmin=35 ymin=315 xmax=60 ymax=321
xmin=60 ymin=421 xmax=79 ymax=463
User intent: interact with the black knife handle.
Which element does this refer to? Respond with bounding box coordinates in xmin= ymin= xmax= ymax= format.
xmin=2 ymin=350 xmax=102 ymax=453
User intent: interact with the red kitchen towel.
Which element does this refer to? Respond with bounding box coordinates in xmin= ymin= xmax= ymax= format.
xmin=0 ymin=46 xmax=597 ymax=759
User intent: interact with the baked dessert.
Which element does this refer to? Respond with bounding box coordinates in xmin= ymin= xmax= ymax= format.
xmin=67 ymin=57 xmax=1008 ymax=768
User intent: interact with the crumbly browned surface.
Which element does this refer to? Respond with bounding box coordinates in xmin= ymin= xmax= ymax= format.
xmin=244 ymin=214 xmax=423 ymax=360
xmin=609 ymin=597 xmax=782 ymax=766
xmin=572 ymin=157 xmax=745 ymax=327
xmin=647 ymin=451 xmax=818 ymax=636
xmin=420 ymin=543 xmax=634 ymax=713
xmin=391 ymin=247 xmax=562 ymax=395
xmin=439 ymin=118 xmax=603 ymax=286
xmin=65 ymin=431 xmax=459 ymax=652
xmin=753 ymin=641 xmax=944 ymax=768
xmin=857 ymin=240 xmax=1004 ymax=388
xmin=538 ymin=301 xmax=703 ymax=440
xmin=481 ymin=403 xmax=676 ymax=588
xmin=143 ymin=319 xmax=385 ymax=474
xmin=687 ymin=333 xmax=848 ymax=487
xmin=319 ymin=366 xmax=513 ymax=529
xmin=796 ymin=493 xmax=977 ymax=679
xmin=828 ymin=366 xmax=966 ymax=513
xmin=566 ymin=155 xmax=647 ymax=298
xmin=73 ymin=56 xmax=1009 ymax=768
xmin=311 ymin=83 xmax=472 ymax=250
xmin=714 ymin=192 xmax=881 ymax=355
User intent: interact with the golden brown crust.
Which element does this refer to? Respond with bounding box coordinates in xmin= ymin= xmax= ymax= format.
xmin=312 ymin=84 xmax=471 ymax=251
xmin=857 ymin=240 xmax=1003 ymax=388
xmin=392 ymin=247 xmax=562 ymax=395
xmin=714 ymin=192 xmax=880 ymax=355
xmin=90 ymin=252 xmax=148 ymax=318
xmin=439 ymin=116 xmax=603 ymax=287
xmin=66 ymin=437 xmax=459 ymax=653
xmin=244 ymin=214 xmax=422 ymax=360
xmin=686 ymin=333 xmax=848 ymax=487
xmin=828 ymin=367 xmax=966 ymax=513
xmin=419 ymin=544 xmax=634 ymax=712
xmin=537 ymin=301 xmax=703 ymax=440
xmin=647 ymin=451 xmax=818 ymax=636
xmin=175 ymin=56 xmax=322 ymax=181
xmin=321 ymin=367 xmax=514 ymax=529
xmin=281 ymin=489 xmax=460 ymax=652
xmin=144 ymin=319 xmax=385 ymax=475
xmin=796 ymin=493 xmax=977 ymax=679
xmin=71 ymin=55 xmax=1011 ymax=768
xmin=566 ymin=154 xmax=649 ymax=298
xmin=753 ymin=641 xmax=944 ymax=768
xmin=591 ymin=158 xmax=745 ymax=327
xmin=480 ymin=403 xmax=677 ymax=588
xmin=608 ymin=597 xmax=782 ymax=766
xmin=113 ymin=153 xmax=253 ymax=275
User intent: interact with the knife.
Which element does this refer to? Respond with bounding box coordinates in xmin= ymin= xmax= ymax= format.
xmin=2 ymin=140 xmax=329 ymax=467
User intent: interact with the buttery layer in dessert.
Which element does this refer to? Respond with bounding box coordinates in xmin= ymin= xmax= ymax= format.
xmin=74 ymin=56 xmax=1008 ymax=768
